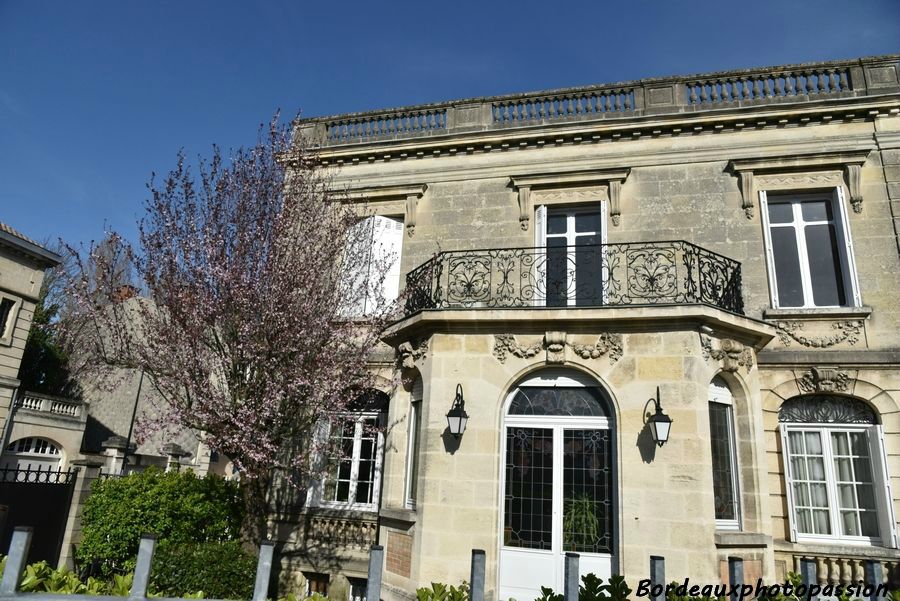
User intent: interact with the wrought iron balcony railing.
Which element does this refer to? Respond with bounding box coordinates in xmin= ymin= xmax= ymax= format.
xmin=403 ymin=241 xmax=743 ymax=316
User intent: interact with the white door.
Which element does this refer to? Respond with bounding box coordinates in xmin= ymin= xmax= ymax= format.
xmin=499 ymin=373 xmax=615 ymax=600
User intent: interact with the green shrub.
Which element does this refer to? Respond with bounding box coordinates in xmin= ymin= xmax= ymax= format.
xmin=77 ymin=467 xmax=243 ymax=575
xmin=149 ymin=541 xmax=257 ymax=600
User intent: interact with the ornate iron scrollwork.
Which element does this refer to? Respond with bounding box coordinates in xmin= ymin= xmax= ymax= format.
xmin=778 ymin=395 xmax=877 ymax=424
xmin=403 ymin=241 xmax=744 ymax=316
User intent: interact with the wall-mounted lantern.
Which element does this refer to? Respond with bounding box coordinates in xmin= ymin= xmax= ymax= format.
xmin=644 ymin=386 xmax=673 ymax=447
xmin=446 ymin=384 xmax=469 ymax=438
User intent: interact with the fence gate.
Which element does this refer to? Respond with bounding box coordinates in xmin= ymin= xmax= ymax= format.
xmin=0 ymin=467 xmax=77 ymax=566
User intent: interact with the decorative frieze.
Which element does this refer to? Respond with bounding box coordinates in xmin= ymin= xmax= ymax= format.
xmin=700 ymin=335 xmax=754 ymax=373
xmin=796 ymin=367 xmax=851 ymax=393
xmin=493 ymin=332 xmax=622 ymax=365
xmin=775 ymin=320 xmax=863 ymax=348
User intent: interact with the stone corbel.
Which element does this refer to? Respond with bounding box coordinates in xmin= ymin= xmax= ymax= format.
xmin=510 ymin=168 xmax=630 ymax=231
xmin=736 ymin=170 xmax=755 ymax=219
xmin=729 ymin=151 xmax=871 ymax=219
xmin=346 ymin=183 xmax=427 ymax=237
xmin=517 ymin=185 xmax=532 ymax=231
xmin=843 ymin=163 xmax=863 ymax=213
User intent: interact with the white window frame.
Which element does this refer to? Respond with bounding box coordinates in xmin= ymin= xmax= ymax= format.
xmin=708 ymin=378 xmax=741 ymax=530
xmin=311 ymin=411 xmax=384 ymax=512
xmin=759 ymin=189 xmax=861 ymax=309
xmin=780 ymin=423 xmax=897 ymax=547
xmin=534 ymin=202 xmax=608 ymax=307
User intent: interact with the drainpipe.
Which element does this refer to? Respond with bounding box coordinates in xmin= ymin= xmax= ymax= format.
xmin=122 ymin=369 xmax=144 ymax=471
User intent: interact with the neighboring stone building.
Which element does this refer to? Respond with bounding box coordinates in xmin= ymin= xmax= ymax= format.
xmin=283 ymin=55 xmax=900 ymax=600
xmin=0 ymin=222 xmax=65 ymax=467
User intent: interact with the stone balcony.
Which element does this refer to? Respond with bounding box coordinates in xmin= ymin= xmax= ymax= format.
xmin=15 ymin=392 xmax=85 ymax=422
xmin=403 ymin=241 xmax=743 ymax=318
xmin=295 ymin=55 xmax=900 ymax=152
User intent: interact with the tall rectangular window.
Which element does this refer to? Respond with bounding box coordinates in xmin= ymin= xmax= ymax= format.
xmin=536 ymin=206 xmax=603 ymax=307
xmin=405 ymin=400 xmax=421 ymax=509
xmin=709 ymin=378 xmax=740 ymax=529
xmin=761 ymin=191 xmax=858 ymax=308
xmin=318 ymin=413 xmax=383 ymax=511
xmin=784 ymin=427 xmax=880 ymax=540
xmin=343 ymin=215 xmax=403 ymax=316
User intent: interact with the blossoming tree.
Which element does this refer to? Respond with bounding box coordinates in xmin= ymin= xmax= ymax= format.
xmin=66 ymin=119 xmax=396 ymax=542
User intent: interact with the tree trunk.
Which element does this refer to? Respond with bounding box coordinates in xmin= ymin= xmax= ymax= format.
xmin=240 ymin=470 xmax=272 ymax=547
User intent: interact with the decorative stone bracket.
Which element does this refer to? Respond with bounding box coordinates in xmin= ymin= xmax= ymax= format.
xmin=493 ymin=332 xmax=622 ymax=365
xmin=346 ymin=184 xmax=428 ymax=237
xmin=700 ymin=334 xmax=754 ymax=373
xmin=397 ymin=337 xmax=429 ymax=369
xmin=728 ymin=150 xmax=870 ymax=218
xmin=509 ymin=168 xmax=630 ymax=230
xmin=796 ymin=367 xmax=852 ymax=393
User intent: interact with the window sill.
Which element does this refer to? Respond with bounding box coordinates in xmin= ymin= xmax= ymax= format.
xmin=715 ymin=531 xmax=772 ymax=549
xmin=763 ymin=306 xmax=872 ymax=320
xmin=379 ymin=505 xmax=417 ymax=525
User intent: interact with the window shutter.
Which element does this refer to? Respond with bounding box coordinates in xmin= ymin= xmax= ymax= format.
xmin=533 ymin=205 xmax=547 ymax=308
xmin=835 ymin=187 xmax=862 ymax=307
xmin=869 ymin=426 xmax=898 ymax=548
xmin=343 ymin=216 xmax=376 ymax=316
xmin=374 ymin=216 xmax=404 ymax=308
xmin=758 ymin=190 xmax=781 ymax=308
xmin=534 ymin=205 xmax=547 ymax=247
xmin=779 ymin=425 xmax=799 ymax=542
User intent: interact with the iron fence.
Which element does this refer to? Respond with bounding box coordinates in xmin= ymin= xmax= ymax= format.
xmin=404 ymin=241 xmax=744 ymax=316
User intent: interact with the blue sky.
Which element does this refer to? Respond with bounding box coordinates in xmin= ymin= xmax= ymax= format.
xmin=1 ymin=0 xmax=898 ymax=248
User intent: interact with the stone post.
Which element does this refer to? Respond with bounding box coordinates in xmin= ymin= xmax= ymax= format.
xmin=101 ymin=435 xmax=130 ymax=474
xmin=58 ymin=459 xmax=103 ymax=569
xmin=162 ymin=442 xmax=190 ymax=472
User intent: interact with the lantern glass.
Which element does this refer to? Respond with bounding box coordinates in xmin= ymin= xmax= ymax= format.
xmin=650 ymin=416 xmax=672 ymax=445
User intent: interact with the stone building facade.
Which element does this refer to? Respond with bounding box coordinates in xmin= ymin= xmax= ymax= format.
xmin=285 ymin=55 xmax=900 ymax=600
xmin=0 ymin=222 xmax=64 ymax=465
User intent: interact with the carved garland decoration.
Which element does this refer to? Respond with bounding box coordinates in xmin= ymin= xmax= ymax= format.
xmin=775 ymin=320 xmax=863 ymax=348
xmin=700 ymin=334 xmax=754 ymax=373
xmin=493 ymin=332 xmax=622 ymax=365
xmin=778 ymin=394 xmax=877 ymax=424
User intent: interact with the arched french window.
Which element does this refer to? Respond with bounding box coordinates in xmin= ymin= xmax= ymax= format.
xmin=708 ymin=377 xmax=740 ymax=529
xmin=499 ymin=369 xmax=616 ymax=601
xmin=1 ymin=437 xmax=62 ymax=471
xmin=779 ymin=395 xmax=897 ymax=547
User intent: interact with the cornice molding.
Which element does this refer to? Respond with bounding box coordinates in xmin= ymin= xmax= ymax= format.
xmin=728 ymin=150 xmax=872 ymax=217
xmin=345 ymin=183 xmax=427 ymax=237
xmin=509 ymin=169 xmax=630 ymax=229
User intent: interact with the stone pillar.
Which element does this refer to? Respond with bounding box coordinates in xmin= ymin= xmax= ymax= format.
xmin=162 ymin=443 xmax=190 ymax=472
xmin=58 ymin=460 xmax=104 ymax=569
xmin=101 ymin=435 xmax=130 ymax=474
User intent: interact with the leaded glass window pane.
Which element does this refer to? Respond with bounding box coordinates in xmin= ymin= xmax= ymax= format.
xmin=508 ymin=387 xmax=608 ymax=417
xmin=709 ymin=403 xmax=737 ymax=521
xmin=788 ymin=430 xmax=831 ymax=535
xmin=562 ymin=429 xmax=612 ymax=553
xmin=504 ymin=428 xmax=553 ymax=550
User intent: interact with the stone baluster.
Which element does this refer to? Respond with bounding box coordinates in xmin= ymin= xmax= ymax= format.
xmin=689 ymin=83 xmax=698 ymax=104
xmin=624 ymin=90 xmax=632 ymax=110
xmin=806 ymin=72 xmax=816 ymax=94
